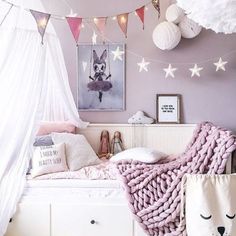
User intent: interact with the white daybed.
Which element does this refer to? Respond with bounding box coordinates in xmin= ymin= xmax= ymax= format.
xmin=5 ymin=124 xmax=232 ymax=236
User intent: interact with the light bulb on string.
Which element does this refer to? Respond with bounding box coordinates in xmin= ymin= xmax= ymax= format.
xmin=121 ymin=16 xmax=126 ymax=24
xmin=38 ymin=17 xmax=47 ymax=27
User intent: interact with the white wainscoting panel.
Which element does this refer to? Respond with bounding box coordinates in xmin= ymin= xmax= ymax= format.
xmin=78 ymin=124 xmax=197 ymax=155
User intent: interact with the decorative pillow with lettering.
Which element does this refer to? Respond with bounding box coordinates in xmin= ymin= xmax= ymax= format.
xmin=31 ymin=143 xmax=68 ymax=178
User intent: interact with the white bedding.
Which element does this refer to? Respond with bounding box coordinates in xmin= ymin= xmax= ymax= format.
xmin=23 ymin=160 xmax=125 ymax=203
xmin=27 ymin=161 xmax=117 ymax=180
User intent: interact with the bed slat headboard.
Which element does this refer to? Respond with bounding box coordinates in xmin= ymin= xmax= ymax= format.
xmin=77 ymin=123 xmax=232 ymax=173
xmin=77 ymin=124 xmax=196 ymax=155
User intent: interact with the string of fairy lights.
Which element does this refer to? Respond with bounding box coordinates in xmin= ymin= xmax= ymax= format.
xmin=0 ymin=0 xmax=235 ymax=77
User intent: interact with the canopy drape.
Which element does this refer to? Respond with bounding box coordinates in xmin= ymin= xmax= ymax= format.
xmin=0 ymin=2 xmax=87 ymax=235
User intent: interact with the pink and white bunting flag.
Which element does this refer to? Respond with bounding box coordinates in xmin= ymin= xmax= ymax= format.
xmin=66 ymin=17 xmax=83 ymax=45
xmin=117 ymin=13 xmax=129 ymax=38
xmin=135 ymin=6 xmax=145 ymax=29
xmin=30 ymin=10 xmax=51 ymax=44
xmin=94 ymin=17 xmax=107 ymax=35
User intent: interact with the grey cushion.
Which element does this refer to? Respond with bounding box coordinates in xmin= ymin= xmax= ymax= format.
xmin=33 ymin=135 xmax=54 ymax=146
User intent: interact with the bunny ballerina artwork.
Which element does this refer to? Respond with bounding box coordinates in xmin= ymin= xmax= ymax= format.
xmin=87 ymin=49 xmax=112 ymax=102
xmin=77 ymin=44 xmax=125 ymax=111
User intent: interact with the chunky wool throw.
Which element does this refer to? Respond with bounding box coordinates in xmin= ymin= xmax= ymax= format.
xmin=116 ymin=122 xmax=236 ymax=236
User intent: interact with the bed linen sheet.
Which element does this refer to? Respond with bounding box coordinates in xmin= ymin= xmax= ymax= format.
xmin=27 ymin=161 xmax=117 ymax=180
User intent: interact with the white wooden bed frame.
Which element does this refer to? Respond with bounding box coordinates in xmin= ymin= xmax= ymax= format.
xmin=5 ymin=124 xmax=232 ymax=236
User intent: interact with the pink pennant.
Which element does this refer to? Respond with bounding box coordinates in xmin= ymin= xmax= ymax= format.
xmin=94 ymin=17 xmax=107 ymax=34
xmin=30 ymin=10 xmax=51 ymax=44
xmin=117 ymin=13 xmax=129 ymax=38
xmin=136 ymin=6 xmax=145 ymax=29
xmin=66 ymin=17 xmax=83 ymax=45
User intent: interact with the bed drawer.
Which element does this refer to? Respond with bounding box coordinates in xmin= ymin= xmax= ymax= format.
xmin=5 ymin=203 xmax=50 ymax=236
xmin=51 ymin=203 xmax=133 ymax=236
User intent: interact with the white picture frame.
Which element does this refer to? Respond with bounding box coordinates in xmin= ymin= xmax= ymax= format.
xmin=156 ymin=94 xmax=181 ymax=124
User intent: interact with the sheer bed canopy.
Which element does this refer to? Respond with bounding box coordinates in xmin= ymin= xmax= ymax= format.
xmin=0 ymin=0 xmax=87 ymax=234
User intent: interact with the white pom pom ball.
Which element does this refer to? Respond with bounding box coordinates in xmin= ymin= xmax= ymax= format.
xmin=166 ymin=4 xmax=185 ymax=24
xmin=152 ymin=21 xmax=181 ymax=50
xmin=179 ymin=16 xmax=202 ymax=38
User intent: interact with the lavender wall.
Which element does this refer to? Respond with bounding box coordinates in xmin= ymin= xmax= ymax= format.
xmin=44 ymin=0 xmax=236 ymax=130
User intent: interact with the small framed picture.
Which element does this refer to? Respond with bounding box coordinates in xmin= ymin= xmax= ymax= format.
xmin=156 ymin=94 xmax=181 ymax=124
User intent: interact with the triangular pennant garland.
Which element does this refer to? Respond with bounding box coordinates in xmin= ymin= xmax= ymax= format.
xmin=135 ymin=6 xmax=145 ymax=29
xmin=117 ymin=13 xmax=129 ymax=38
xmin=66 ymin=17 xmax=82 ymax=45
xmin=94 ymin=17 xmax=107 ymax=34
xmin=30 ymin=10 xmax=51 ymax=44
xmin=152 ymin=0 xmax=160 ymax=18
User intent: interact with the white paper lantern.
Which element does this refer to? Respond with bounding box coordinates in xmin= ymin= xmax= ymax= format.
xmin=179 ymin=16 xmax=202 ymax=38
xmin=152 ymin=21 xmax=181 ymax=50
xmin=177 ymin=0 xmax=236 ymax=34
xmin=166 ymin=4 xmax=185 ymax=24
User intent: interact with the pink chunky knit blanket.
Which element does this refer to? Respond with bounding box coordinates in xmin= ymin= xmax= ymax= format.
xmin=116 ymin=123 xmax=236 ymax=236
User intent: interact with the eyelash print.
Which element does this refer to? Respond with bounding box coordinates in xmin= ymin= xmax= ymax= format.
xmin=200 ymin=214 xmax=212 ymax=220
xmin=226 ymin=214 xmax=236 ymax=219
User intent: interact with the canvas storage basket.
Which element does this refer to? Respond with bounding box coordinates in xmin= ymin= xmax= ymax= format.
xmin=184 ymin=174 xmax=236 ymax=236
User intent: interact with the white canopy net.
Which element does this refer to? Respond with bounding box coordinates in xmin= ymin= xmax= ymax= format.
xmin=0 ymin=1 xmax=87 ymax=234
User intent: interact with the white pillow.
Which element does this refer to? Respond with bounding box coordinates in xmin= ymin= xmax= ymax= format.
xmin=31 ymin=143 xmax=68 ymax=177
xmin=110 ymin=147 xmax=167 ymax=163
xmin=51 ymin=133 xmax=101 ymax=171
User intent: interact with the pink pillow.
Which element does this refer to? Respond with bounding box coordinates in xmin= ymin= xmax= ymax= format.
xmin=37 ymin=121 xmax=76 ymax=136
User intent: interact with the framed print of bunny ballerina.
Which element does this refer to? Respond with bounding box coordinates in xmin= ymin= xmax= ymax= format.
xmin=77 ymin=43 xmax=125 ymax=111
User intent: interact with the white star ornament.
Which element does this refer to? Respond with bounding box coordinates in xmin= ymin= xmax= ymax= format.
xmin=163 ymin=64 xmax=177 ymax=78
xmin=189 ymin=64 xmax=203 ymax=77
